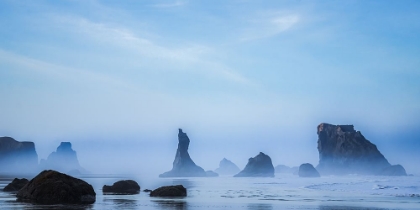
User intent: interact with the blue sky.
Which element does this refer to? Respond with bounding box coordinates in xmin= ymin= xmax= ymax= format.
xmin=0 ymin=0 xmax=419 ymax=173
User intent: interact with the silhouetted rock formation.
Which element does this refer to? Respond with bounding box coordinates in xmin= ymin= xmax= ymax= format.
xmin=298 ymin=163 xmax=320 ymax=177
xmin=150 ymin=185 xmax=187 ymax=197
xmin=316 ymin=123 xmax=406 ymax=176
xmin=0 ymin=137 xmax=38 ymax=174
xmin=17 ymin=170 xmax=95 ymax=204
xmin=103 ymin=180 xmax=140 ymax=194
xmin=3 ymin=178 xmax=29 ymax=192
xmin=234 ymin=152 xmax=274 ymax=177
xmin=159 ymin=129 xmax=207 ymax=177
xmin=215 ymin=158 xmax=240 ymax=175
xmin=40 ymin=142 xmax=84 ymax=174
xmin=381 ymin=164 xmax=407 ymax=176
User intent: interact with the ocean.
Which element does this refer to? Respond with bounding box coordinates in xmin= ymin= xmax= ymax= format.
xmin=1 ymin=174 xmax=419 ymax=209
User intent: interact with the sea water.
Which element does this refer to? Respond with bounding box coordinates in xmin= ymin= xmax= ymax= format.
xmin=0 ymin=174 xmax=419 ymax=209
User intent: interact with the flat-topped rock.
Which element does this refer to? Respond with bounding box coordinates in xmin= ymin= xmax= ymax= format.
xmin=316 ymin=123 xmax=400 ymax=175
xmin=0 ymin=137 xmax=38 ymax=174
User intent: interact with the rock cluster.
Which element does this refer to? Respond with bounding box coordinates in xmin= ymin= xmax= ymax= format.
xmin=159 ymin=129 xmax=208 ymax=177
xmin=16 ymin=170 xmax=96 ymax=204
xmin=234 ymin=152 xmax=274 ymax=177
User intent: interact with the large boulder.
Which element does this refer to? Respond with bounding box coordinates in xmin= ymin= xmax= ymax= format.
xmin=298 ymin=163 xmax=320 ymax=177
xmin=3 ymin=178 xmax=29 ymax=192
xmin=215 ymin=158 xmax=240 ymax=175
xmin=159 ymin=129 xmax=207 ymax=177
xmin=102 ymin=180 xmax=140 ymax=194
xmin=150 ymin=185 xmax=187 ymax=197
xmin=16 ymin=170 xmax=95 ymax=204
xmin=381 ymin=164 xmax=407 ymax=176
xmin=316 ymin=123 xmax=406 ymax=176
xmin=234 ymin=152 xmax=274 ymax=177
xmin=0 ymin=137 xmax=38 ymax=174
xmin=40 ymin=142 xmax=85 ymax=174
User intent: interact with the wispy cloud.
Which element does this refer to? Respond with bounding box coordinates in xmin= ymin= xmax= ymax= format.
xmin=241 ymin=13 xmax=299 ymax=41
xmin=52 ymin=15 xmax=254 ymax=86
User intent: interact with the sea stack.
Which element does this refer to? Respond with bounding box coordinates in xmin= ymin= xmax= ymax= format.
xmin=316 ymin=123 xmax=407 ymax=176
xmin=159 ymin=129 xmax=207 ymax=177
xmin=0 ymin=137 xmax=38 ymax=174
xmin=215 ymin=158 xmax=240 ymax=175
xmin=234 ymin=152 xmax=274 ymax=177
xmin=40 ymin=142 xmax=84 ymax=174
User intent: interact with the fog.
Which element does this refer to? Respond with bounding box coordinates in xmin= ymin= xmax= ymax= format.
xmin=1 ymin=0 xmax=419 ymax=177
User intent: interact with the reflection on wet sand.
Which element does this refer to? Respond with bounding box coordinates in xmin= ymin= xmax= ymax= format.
xmin=109 ymin=198 xmax=138 ymax=208
xmin=247 ymin=203 xmax=273 ymax=210
xmin=319 ymin=206 xmax=389 ymax=210
xmin=152 ymin=199 xmax=187 ymax=210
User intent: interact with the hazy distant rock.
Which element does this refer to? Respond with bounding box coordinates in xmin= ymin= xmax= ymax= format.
xmin=159 ymin=129 xmax=207 ymax=177
xmin=40 ymin=142 xmax=85 ymax=174
xmin=205 ymin=170 xmax=219 ymax=177
xmin=150 ymin=185 xmax=187 ymax=197
xmin=0 ymin=137 xmax=38 ymax=174
xmin=316 ymin=123 xmax=402 ymax=175
xmin=215 ymin=158 xmax=240 ymax=175
xmin=298 ymin=163 xmax=320 ymax=178
xmin=103 ymin=180 xmax=140 ymax=194
xmin=234 ymin=152 xmax=274 ymax=177
xmin=275 ymin=164 xmax=299 ymax=174
xmin=17 ymin=170 xmax=95 ymax=204
xmin=3 ymin=178 xmax=29 ymax=192
xmin=381 ymin=164 xmax=407 ymax=176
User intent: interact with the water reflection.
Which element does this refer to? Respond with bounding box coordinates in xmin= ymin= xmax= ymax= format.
xmin=319 ymin=206 xmax=389 ymax=210
xmin=152 ymin=199 xmax=187 ymax=210
xmin=103 ymin=198 xmax=138 ymax=209
xmin=247 ymin=203 xmax=273 ymax=210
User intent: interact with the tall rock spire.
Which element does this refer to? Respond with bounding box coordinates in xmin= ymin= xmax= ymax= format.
xmin=159 ymin=129 xmax=207 ymax=177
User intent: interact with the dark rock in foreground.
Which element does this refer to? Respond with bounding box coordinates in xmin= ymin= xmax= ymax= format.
xmin=298 ymin=163 xmax=320 ymax=177
xmin=205 ymin=170 xmax=219 ymax=177
xmin=102 ymin=180 xmax=140 ymax=194
xmin=234 ymin=152 xmax=274 ymax=177
xmin=316 ymin=123 xmax=405 ymax=176
xmin=150 ymin=185 xmax=187 ymax=197
xmin=159 ymin=129 xmax=207 ymax=177
xmin=0 ymin=137 xmax=38 ymax=174
xmin=3 ymin=178 xmax=29 ymax=192
xmin=17 ymin=170 xmax=96 ymax=204
xmin=381 ymin=164 xmax=407 ymax=176
xmin=215 ymin=158 xmax=240 ymax=175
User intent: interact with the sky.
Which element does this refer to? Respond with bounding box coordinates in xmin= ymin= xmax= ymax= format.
xmin=0 ymin=0 xmax=419 ymax=175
